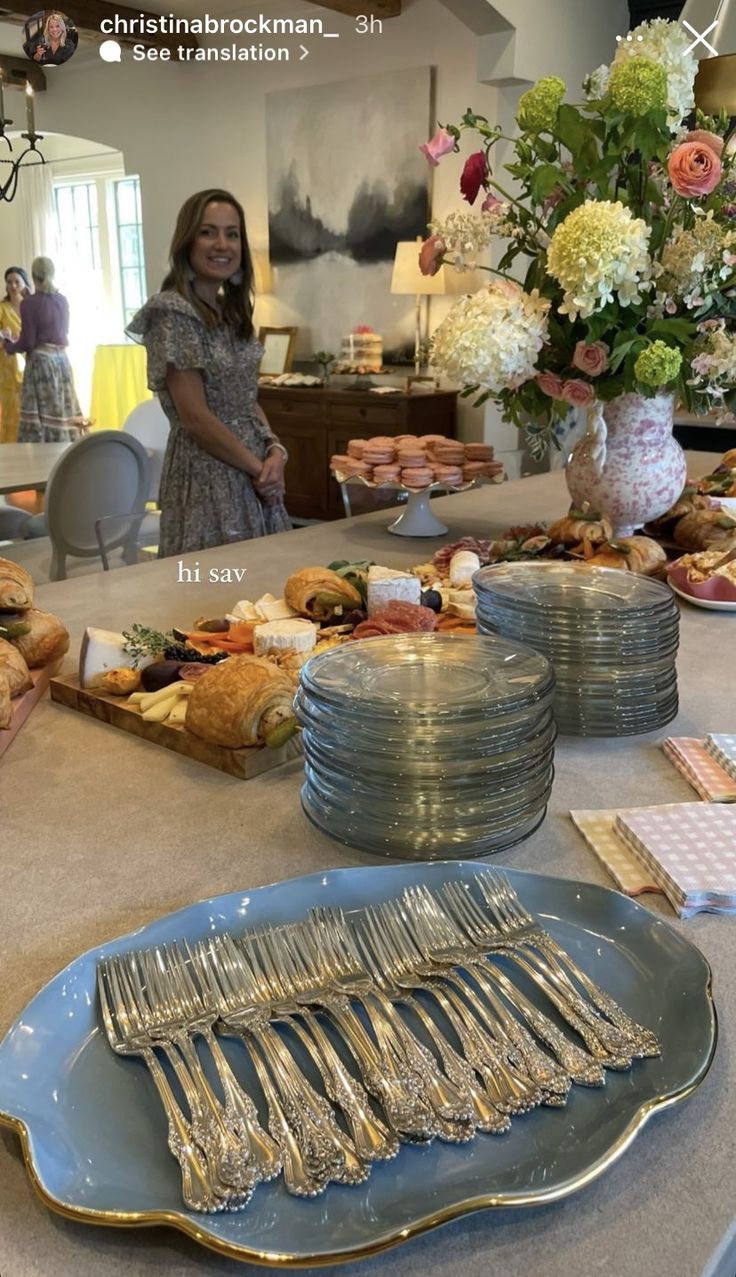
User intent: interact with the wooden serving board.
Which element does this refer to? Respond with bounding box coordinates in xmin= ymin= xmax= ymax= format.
xmin=0 ymin=665 xmax=55 ymax=760
xmin=49 ymin=674 xmax=303 ymax=780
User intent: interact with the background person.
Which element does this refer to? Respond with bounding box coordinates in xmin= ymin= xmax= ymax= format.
xmin=2 ymin=256 xmax=84 ymax=442
xmin=127 ymin=188 xmax=290 ymax=558
xmin=0 ymin=266 xmax=30 ymax=443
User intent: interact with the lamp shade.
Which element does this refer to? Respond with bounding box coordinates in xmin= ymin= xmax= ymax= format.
xmin=252 ymin=249 xmax=273 ymax=295
xmin=390 ymin=240 xmax=482 ymax=297
xmin=680 ymin=0 xmax=736 ymax=112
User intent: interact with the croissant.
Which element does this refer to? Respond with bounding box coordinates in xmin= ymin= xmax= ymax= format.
xmin=673 ymin=509 xmax=736 ymax=551
xmin=284 ymin=567 xmax=362 ymax=620
xmin=721 ymin=448 xmax=736 ymax=470
xmin=0 ymin=636 xmax=32 ymax=696
xmin=1 ymin=609 xmax=69 ymax=668
xmin=548 ymin=512 xmax=612 ymax=547
xmin=185 ymin=654 xmax=296 ymax=748
xmin=0 ymin=558 xmax=33 ymax=612
xmin=647 ymin=490 xmax=710 ymax=532
xmin=585 ymin=536 xmax=667 ymax=576
xmin=0 ymin=670 xmax=10 ymax=729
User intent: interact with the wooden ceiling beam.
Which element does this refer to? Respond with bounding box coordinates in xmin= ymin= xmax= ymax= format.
xmin=0 ymin=3 xmax=199 ymax=55
xmin=0 ymin=52 xmax=45 ymax=90
xmin=304 ymin=0 xmax=402 ymax=19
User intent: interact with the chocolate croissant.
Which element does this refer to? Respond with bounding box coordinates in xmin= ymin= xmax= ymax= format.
xmin=0 ymin=636 xmax=32 ymax=696
xmin=185 ymin=654 xmax=296 ymax=748
xmin=2 ymin=609 xmax=69 ymax=668
xmin=0 ymin=558 xmax=33 ymax=612
xmin=284 ymin=567 xmax=362 ymax=620
xmin=585 ymin=536 xmax=667 ymax=576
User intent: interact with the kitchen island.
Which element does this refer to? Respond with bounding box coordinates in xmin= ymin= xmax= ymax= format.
xmin=0 ymin=456 xmax=733 ymax=1277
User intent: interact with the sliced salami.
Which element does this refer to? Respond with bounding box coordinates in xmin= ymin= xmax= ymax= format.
xmin=352 ymin=600 xmax=438 ymax=639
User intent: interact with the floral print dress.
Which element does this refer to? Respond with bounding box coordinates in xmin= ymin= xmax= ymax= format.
xmin=127 ymin=291 xmax=291 ymax=557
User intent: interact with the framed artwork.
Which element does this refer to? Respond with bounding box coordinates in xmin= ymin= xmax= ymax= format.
xmin=259 ymin=327 xmax=297 ymax=375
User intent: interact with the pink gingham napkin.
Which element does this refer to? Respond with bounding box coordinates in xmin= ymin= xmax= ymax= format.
xmin=569 ymin=810 xmax=662 ymax=896
xmin=663 ymin=737 xmax=736 ymax=802
xmin=615 ymin=803 xmax=736 ymax=918
xmin=705 ymin=735 xmax=736 ymax=783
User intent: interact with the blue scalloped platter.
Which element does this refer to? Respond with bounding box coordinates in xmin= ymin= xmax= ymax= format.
xmin=0 ymin=861 xmax=716 ymax=1266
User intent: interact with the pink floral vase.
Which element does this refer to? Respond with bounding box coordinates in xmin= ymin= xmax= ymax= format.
xmin=564 ymin=392 xmax=686 ymax=539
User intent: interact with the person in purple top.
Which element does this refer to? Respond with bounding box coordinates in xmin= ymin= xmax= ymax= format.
xmin=2 ymin=256 xmax=84 ymax=442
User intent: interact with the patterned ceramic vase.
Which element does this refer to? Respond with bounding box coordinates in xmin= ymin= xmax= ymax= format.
xmin=564 ymin=392 xmax=686 ymax=539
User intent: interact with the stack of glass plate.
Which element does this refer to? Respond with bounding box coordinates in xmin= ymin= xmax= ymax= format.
xmin=295 ymin=632 xmax=556 ymax=859
xmin=473 ymin=563 xmax=679 ymax=737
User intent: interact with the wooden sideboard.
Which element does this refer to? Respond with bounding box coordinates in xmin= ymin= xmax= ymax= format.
xmin=258 ymin=386 xmax=458 ymax=521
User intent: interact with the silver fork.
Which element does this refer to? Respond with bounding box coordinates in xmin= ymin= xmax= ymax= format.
xmin=436 ymin=883 xmax=633 ymax=1070
xmin=97 ymin=957 xmax=224 ymax=1214
xmin=251 ymin=925 xmax=399 ymax=1164
xmin=475 ymin=873 xmax=661 ymax=1058
xmin=309 ymin=906 xmax=474 ymax=1128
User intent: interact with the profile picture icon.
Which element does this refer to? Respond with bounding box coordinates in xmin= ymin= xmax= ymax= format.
xmin=23 ymin=10 xmax=78 ymax=66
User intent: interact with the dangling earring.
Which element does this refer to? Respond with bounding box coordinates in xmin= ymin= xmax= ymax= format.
xmin=186 ymin=264 xmax=196 ymax=281
xmin=229 ymin=269 xmax=243 ymax=286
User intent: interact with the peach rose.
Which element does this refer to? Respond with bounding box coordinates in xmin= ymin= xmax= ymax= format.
xmin=418 ymin=235 xmax=445 ymax=277
xmin=685 ymin=129 xmax=724 ymax=159
xmin=537 ymin=372 xmax=565 ymax=399
xmin=419 ymin=128 xmax=455 ymax=167
xmin=572 ymin=340 xmax=609 ymax=376
xmin=561 ymin=379 xmax=595 ymax=407
xmin=668 ymin=141 xmax=722 ymax=199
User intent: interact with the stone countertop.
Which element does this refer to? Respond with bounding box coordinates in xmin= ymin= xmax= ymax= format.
xmin=1 ymin=455 xmax=733 ymax=1277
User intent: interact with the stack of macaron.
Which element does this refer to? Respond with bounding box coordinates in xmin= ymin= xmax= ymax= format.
xmin=330 ymin=435 xmax=505 ymax=490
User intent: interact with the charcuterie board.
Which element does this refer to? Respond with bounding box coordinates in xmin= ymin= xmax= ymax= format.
xmin=49 ymin=674 xmax=303 ymax=780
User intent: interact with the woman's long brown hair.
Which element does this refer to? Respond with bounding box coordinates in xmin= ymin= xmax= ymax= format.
xmin=161 ymin=188 xmax=255 ymax=340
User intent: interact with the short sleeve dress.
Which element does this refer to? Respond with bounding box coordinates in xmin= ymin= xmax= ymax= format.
xmin=127 ymin=291 xmax=291 ymax=558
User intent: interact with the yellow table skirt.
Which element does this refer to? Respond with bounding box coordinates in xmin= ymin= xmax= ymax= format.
xmin=90 ymin=344 xmax=151 ymax=431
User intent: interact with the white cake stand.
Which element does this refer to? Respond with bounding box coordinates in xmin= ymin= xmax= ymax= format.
xmin=334 ymin=473 xmax=496 ymax=537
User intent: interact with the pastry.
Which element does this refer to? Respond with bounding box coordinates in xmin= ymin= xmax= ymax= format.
xmin=462 ymin=461 xmax=486 ymax=481
xmin=0 ymin=558 xmax=33 ymax=612
xmin=464 ymin=443 xmax=494 ymax=461
xmin=4 ymin=609 xmax=69 ymax=668
xmin=372 ymin=464 xmax=401 ymax=483
xmin=433 ymin=465 xmax=464 ymax=486
xmin=0 ymin=636 xmax=32 ymax=696
xmin=362 ymin=445 xmax=396 ymax=466
xmin=185 ymin=654 xmax=295 ymax=748
xmin=548 ymin=512 xmax=613 ymax=547
xmin=347 ymin=439 xmax=368 ymax=458
xmin=585 ymin=536 xmax=667 ymax=575
xmin=396 ymin=448 xmax=427 ymax=468
xmin=673 ymin=509 xmax=736 ymax=551
xmin=401 ymin=466 xmax=434 ymax=488
xmin=721 ymin=449 xmax=736 ymax=469
xmin=0 ymin=669 xmax=11 ymax=729
xmin=284 ymin=567 xmax=362 ymax=620
xmin=433 ymin=442 xmax=465 ymax=466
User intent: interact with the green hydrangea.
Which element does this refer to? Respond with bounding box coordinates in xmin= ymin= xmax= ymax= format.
xmin=517 ymin=76 xmax=566 ymax=134
xmin=634 ymin=341 xmax=682 ymax=386
xmin=608 ymin=57 xmax=667 ymax=117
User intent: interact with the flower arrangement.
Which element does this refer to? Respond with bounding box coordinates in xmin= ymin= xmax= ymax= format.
xmin=419 ymin=18 xmax=736 ymax=457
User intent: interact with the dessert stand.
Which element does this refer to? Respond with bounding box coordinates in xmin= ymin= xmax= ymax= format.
xmin=334 ymin=471 xmax=498 ymax=536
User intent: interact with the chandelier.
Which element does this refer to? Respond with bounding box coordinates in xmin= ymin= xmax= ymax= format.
xmin=0 ymin=77 xmax=45 ymax=203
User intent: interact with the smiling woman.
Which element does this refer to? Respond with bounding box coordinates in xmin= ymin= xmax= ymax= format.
xmin=127 ymin=189 xmax=291 ymax=557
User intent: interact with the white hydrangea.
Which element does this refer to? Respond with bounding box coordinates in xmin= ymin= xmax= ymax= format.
xmin=547 ymin=199 xmax=653 ymax=320
xmin=611 ymin=18 xmax=697 ymax=130
xmin=584 ymin=64 xmax=610 ymax=100
xmin=430 ymin=280 xmax=550 ymax=393
xmin=428 ymin=207 xmax=519 ymax=270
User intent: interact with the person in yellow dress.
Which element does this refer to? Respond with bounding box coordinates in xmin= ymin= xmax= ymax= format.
xmin=0 ymin=267 xmax=30 ymax=443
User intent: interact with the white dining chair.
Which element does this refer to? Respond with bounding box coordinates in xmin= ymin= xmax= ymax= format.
xmin=122 ymin=398 xmax=170 ymax=502
xmin=43 ymin=430 xmax=151 ymax=580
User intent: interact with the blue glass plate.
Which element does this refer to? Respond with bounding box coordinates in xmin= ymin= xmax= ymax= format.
xmin=0 ymin=862 xmax=716 ymax=1267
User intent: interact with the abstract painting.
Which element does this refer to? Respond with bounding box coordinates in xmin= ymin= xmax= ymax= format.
xmin=265 ymin=66 xmax=432 ymax=358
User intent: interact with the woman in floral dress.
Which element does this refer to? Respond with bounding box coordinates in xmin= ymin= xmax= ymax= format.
xmin=128 ymin=189 xmax=290 ymax=557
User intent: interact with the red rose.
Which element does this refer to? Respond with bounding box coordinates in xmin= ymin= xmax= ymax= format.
xmin=460 ymin=151 xmax=487 ymax=205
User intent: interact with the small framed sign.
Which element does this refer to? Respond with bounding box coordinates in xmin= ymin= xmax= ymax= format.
xmin=258 ymin=327 xmax=297 ymax=376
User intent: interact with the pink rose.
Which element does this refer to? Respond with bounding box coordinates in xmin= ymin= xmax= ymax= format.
xmin=685 ymin=129 xmax=724 ymax=159
xmin=561 ymin=379 xmax=595 ymax=407
xmin=480 ymin=192 xmax=503 ymax=214
xmin=572 ymin=340 xmax=609 ymax=377
xmin=419 ymin=128 xmax=455 ymax=167
xmin=460 ymin=151 xmax=487 ymax=205
xmin=537 ymin=372 xmax=565 ymax=399
xmin=668 ymin=141 xmax=722 ymax=198
xmin=418 ymin=235 xmax=445 ymax=277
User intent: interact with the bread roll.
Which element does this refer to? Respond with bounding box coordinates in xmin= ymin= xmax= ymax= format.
xmin=185 ymin=654 xmax=295 ymax=748
xmin=0 ymin=558 xmax=33 ymax=612
xmin=284 ymin=567 xmax=362 ymax=620
xmin=5 ymin=609 xmax=69 ymax=668
xmin=0 ymin=636 xmax=32 ymax=696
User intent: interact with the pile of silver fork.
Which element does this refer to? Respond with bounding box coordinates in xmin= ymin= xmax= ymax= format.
xmin=97 ymin=871 xmax=661 ymax=1213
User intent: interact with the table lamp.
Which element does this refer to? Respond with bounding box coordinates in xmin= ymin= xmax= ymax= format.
xmin=680 ymin=0 xmax=736 ymax=113
xmin=252 ymin=248 xmax=273 ymax=296
xmin=390 ymin=238 xmax=479 ymax=374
